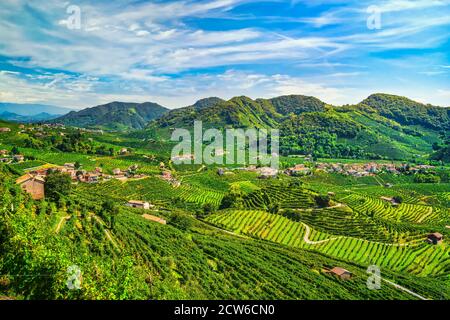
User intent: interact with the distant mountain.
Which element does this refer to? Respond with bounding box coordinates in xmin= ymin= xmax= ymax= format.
xmin=53 ymin=101 xmax=169 ymax=130
xmin=148 ymin=93 xmax=450 ymax=161
xmin=0 ymin=111 xmax=61 ymax=122
xmin=0 ymin=103 xmax=72 ymax=116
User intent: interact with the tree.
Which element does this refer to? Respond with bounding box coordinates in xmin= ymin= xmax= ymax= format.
xmin=219 ymin=187 xmax=244 ymax=209
xmin=101 ymin=200 xmax=119 ymax=229
xmin=170 ymin=213 xmax=193 ymax=231
xmin=392 ymin=196 xmax=403 ymax=204
xmin=202 ymin=203 xmax=216 ymax=216
xmin=11 ymin=146 xmax=19 ymax=155
xmin=44 ymin=170 xmax=72 ymax=202
xmin=219 ymin=193 xmax=237 ymax=209
xmin=74 ymin=162 xmax=81 ymax=170
xmin=268 ymin=203 xmax=280 ymax=214
xmin=314 ymin=194 xmax=330 ymax=208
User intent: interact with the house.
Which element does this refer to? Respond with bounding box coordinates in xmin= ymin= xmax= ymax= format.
xmin=13 ymin=155 xmax=24 ymax=162
xmin=329 ymin=267 xmax=352 ymax=280
xmin=120 ymin=148 xmax=128 ymax=155
xmin=64 ymin=163 xmax=76 ymax=169
xmin=286 ymin=164 xmax=311 ymax=176
xmin=427 ymin=233 xmax=443 ymax=245
xmin=128 ymin=164 xmax=139 ymax=171
xmin=327 ymin=192 xmax=336 ymax=197
xmin=161 ymin=170 xmax=172 ymax=180
xmin=126 ymin=200 xmax=153 ymax=210
xmin=171 ymin=153 xmax=195 ymax=162
xmin=257 ymin=167 xmax=278 ymax=179
xmin=16 ymin=174 xmax=45 ymax=200
xmin=380 ymin=196 xmax=397 ymax=205
xmin=18 ymin=124 xmax=25 ymax=129
xmin=0 ymin=127 xmax=11 ymax=132
xmin=112 ymin=168 xmax=122 ymax=175
xmin=84 ymin=173 xmax=99 ymax=183
xmin=142 ymin=214 xmax=166 ymax=225
xmin=0 ymin=150 xmax=8 ymax=155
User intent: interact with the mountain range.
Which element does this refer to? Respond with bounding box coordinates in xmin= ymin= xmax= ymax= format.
xmin=3 ymin=93 xmax=449 ymax=161
xmin=0 ymin=111 xmax=62 ymax=122
xmin=147 ymin=93 xmax=449 ymax=161
xmin=0 ymin=103 xmax=72 ymax=121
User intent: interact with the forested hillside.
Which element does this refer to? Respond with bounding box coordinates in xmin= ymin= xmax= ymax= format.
xmin=149 ymin=93 xmax=449 ymax=161
xmin=54 ymin=101 xmax=169 ymax=130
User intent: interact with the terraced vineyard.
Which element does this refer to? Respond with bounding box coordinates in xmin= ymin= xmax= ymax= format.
xmin=242 ymin=185 xmax=316 ymax=209
xmin=339 ymin=193 xmax=441 ymax=224
xmin=206 ymin=209 xmax=449 ymax=276
xmin=176 ymin=184 xmax=225 ymax=206
xmin=74 ymin=176 xmax=225 ymax=208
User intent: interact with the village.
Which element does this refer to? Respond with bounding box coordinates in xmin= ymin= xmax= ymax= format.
xmin=15 ymin=162 xmax=147 ymax=200
xmin=229 ymin=161 xmax=436 ymax=179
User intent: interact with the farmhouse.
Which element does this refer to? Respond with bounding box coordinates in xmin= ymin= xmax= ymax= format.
xmin=142 ymin=214 xmax=166 ymax=225
xmin=112 ymin=168 xmax=122 ymax=175
xmin=126 ymin=200 xmax=153 ymax=210
xmin=427 ymin=233 xmax=443 ymax=245
xmin=64 ymin=163 xmax=76 ymax=169
xmin=380 ymin=196 xmax=399 ymax=205
xmin=172 ymin=154 xmax=195 ymax=162
xmin=257 ymin=167 xmax=278 ymax=179
xmin=0 ymin=127 xmax=11 ymax=132
xmin=329 ymin=267 xmax=352 ymax=280
xmin=0 ymin=149 xmax=8 ymax=155
xmin=286 ymin=164 xmax=311 ymax=176
xmin=83 ymin=173 xmax=99 ymax=183
xmin=16 ymin=174 xmax=45 ymax=200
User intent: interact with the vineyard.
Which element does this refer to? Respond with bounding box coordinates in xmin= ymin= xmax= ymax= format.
xmin=206 ymin=209 xmax=449 ymax=277
xmin=339 ymin=193 xmax=441 ymax=224
xmin=1 ymin=123 xmax=449 ymax=300
xmin=242 ymin=185 xmax=316 ymax=209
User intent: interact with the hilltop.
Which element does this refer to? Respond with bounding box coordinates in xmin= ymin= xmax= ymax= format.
xmin=53 ymin=101 xmax=169 ymax=130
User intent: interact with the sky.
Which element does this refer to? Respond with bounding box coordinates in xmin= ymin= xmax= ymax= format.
xmin=0 ymin=0 xmax=449 ymax=110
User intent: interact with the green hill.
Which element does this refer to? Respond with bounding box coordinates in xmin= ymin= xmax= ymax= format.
xmin=359 ymin=93 xmax=450 ymax=131
xmin=53 ymin=101 xmax=169 ymax=130
xmin=148 ymin=93 xmax=449 ymax=161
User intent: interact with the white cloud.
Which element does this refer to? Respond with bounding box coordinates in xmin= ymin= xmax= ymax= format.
xmin=0 ymin=0 xmax=449 ymax=108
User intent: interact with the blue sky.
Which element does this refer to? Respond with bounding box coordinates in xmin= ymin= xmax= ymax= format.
xmin=0 ymin=0 xmax=449 ymax=109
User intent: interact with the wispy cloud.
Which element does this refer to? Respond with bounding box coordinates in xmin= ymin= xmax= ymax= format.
xmin=0 ymin=0 xmax=449 ymax=108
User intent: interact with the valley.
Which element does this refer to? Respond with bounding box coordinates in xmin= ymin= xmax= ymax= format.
xmin=0 ymin=93 xmax=449 ymax=300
